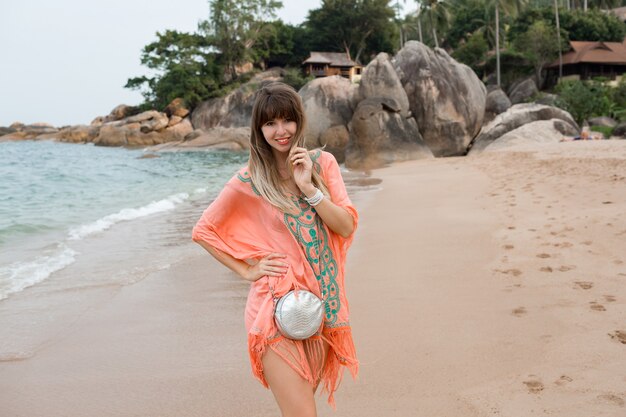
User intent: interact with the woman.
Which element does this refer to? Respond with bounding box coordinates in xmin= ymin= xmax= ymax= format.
xmin=192 ymin=82 xmax=358 ymax=416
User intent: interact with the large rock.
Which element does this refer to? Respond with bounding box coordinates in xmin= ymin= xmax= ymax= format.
xmin=55 ymin=125 xmax=101 ymax=143
xmin=299 ymin=75 xmax=356 ymax=151
xmin=508 ymin=78 xmax=538 ymax=104
xmin=0 ymin=126 xmax=17 ymax=136
xmin=164 ymin=98 xmax=190 ymax=118
xmin=320 ymin=125 xmax=350 ymax=163
xmin=484 ymin=88 xmax=511 ymax=123
xmin=469 ymin=103 xmax=579 ymax=154
xmin=345 ymin=97 xmax=433 ymax=169
xmin=358 ymin=52 xmax=410 ymax=117
xmin=147 ymin=127 xmax=251 ymax=152
xmin=191 ymin=68 xmax=285 ymax=130
xmin=588 ymin=116 xmax=617 ymax=128
xmin=393 ymin=41 xmax=487 ymax=156
xmin=103 ymin=104 xmax=141 ymax=123
xmin=481 ymin=119 xmax=579 ymax=152
xmin=94 ymin=125 xmax=128 ymax=146
xmin=162 ymin=118 xmax=194 ymax=142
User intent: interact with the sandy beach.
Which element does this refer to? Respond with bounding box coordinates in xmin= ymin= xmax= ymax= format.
xmin=1 ymin=141 xmax=625 ymax=416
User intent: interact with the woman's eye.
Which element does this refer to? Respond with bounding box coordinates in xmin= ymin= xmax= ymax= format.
xmin=264 ymin=121 xmax=274 ymax=127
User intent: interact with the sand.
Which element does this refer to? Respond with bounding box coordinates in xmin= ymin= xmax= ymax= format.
xmin=1 ymin=140 xmax=625 ymax=416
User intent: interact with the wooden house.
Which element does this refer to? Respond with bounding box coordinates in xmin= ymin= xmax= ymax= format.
xmin=547 ymin=40 xmax=626 ymax=86
xmin=302 ymin=52 xmax=362 ymax=82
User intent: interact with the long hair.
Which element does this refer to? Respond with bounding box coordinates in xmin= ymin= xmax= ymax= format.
xmin=249 ymin=82 xmax=329 ymax=212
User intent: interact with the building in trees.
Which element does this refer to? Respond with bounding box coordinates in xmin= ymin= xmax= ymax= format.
xmin=546 ymin=40 xmax=626 ymax=86
xmin=302 ymin=52 xmax=362 ymax=82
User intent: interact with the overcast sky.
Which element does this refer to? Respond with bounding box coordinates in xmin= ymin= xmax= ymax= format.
xmin=0 ymin=0 xmax=338 ymax=127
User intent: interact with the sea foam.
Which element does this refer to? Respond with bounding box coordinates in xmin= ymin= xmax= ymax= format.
xmin=0 ymin=244 xmax=77 ymax=300
xmin=68 ymin=192 xmax=190 ymax=240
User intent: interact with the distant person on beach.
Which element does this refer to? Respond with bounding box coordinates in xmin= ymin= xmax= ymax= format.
xmin=192 ymin=82 xmax=358 ymax=416
xmin=560 ymin=126 xmax=604 ymax=142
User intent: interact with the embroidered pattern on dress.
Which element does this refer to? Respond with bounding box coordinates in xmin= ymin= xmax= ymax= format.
xmin=284 ymin=197 xmax=340 ymax=326
xmin=237 ymin=170 xmax=261 ymax=196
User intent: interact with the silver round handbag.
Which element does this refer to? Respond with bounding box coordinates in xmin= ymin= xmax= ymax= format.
xmin=273 ymin=289 xmax=324 ymax=340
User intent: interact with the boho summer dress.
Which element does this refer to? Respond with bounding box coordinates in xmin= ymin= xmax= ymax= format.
xmin=192 ymin=150 xmax=358 ymax=406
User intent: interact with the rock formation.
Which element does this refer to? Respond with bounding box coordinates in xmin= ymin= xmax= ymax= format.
xmin=346 ymin=98 xmax=433 ymax=168
xmin=299 ymin=75 xmax=357 ymax=149
xmin=468 ymin=103 xmax=579 ymax=154
xmin=393 ymin=41 xmax=487 ymax=157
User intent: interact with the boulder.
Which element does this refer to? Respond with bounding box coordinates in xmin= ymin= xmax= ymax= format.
xmin=55 ymin=125 xmax=101 ymax=143
xmin=164 ymin=98 xmax=190 ymax=118
xmin=299 ymin=75 xmax=356 ymax=151
xmin=393 ymin=41 xmax=487 ymax=156
xmin=168 ymin=115 xmax=183 ymax=127
xmin=481 ymin=119 xmax=579 ymax=152
xmin=345 ymin=97 xmax=433 ymax=169
xmin=612 ymin=121 xmax=626 ymax=138
xmin=147 ymin=127 xmax=251 ymax=152
xmin=94 ymin=125 xmax=128 ymax=146
xmin=162 ymin=118 xmax=194 ymax=142
xmin=358 ymin=52 xmax=410 ymax=117
xmin=469 ymin=103 xmax=579 ymax=154
xmin=588 ymin=116 xmax=617 ymax=128
xmin=484 ymin=88 xmax=511 ymax=123
xmin=508 ymin=78 xmax=538 ymax=104
xmin=105 ymin=104 xmax=141 ymax=122
xmin=535 ymin=93 xmax=558 ymax=106
xmin=0 ymin=127 xmax=17 ymax=136
xmin=191 ymin=68 xmax=285 ymax=130
xmin=9 ymin=122 xmax=25 ymax=130
xmin=320 ymin=125 xmax=350 ymax=163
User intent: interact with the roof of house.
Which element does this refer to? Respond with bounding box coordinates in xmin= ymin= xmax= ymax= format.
xmin=548 ymin=40 xmax=626 ymax=67
xmin=302 ymin=52 xmax=360 ymax=67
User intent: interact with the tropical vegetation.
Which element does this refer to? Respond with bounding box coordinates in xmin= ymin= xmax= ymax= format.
xmin=126 ymin=0 xmax=626 ymax=122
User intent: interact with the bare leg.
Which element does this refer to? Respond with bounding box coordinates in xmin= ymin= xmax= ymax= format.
xmin=263 ymin=346 xmax=317 ymax=417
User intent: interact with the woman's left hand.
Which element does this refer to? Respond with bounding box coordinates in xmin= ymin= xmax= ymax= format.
xmin=290 ymin=147 xmax=314 ymax=193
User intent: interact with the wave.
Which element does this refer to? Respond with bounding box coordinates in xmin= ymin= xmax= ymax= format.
xmin=68 ymin=192 xmax=190 ymax=240
xmin=0 ymin=244 xmax=77 ymax=301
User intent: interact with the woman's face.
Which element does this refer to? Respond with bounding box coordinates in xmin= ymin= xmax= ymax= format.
xmin=260 ymin=117 xmax=297 ymax=155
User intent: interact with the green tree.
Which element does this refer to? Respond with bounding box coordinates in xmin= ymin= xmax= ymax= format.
xmin=125 ymin=30 xmax=221 ymax=109
xmin=305 ymin=0 xmax=397 ymax=63
xmin=555 ymin=79 xmax=612 ymax=124
xmin=416 ymin=0 xmax=452 ymax=48
xmin=513 ymin=20 xmax=561 ymax=86
xmin=199 ymin=0 xmax=283 ymax=81
xmin=452 ymin=30 xmax=489 ymax=73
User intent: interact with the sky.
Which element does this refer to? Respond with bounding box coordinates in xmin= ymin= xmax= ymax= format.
xmin=0 ymin=0 xmax=335 ymax=127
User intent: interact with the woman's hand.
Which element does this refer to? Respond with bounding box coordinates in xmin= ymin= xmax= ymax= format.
xmin=290 ymin=147 xmax=315 ymax=195
xmin=243 ymin=253 xmax=289 ymax=282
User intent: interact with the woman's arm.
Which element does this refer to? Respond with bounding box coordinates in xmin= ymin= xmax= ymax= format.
xmin=300 ymin=185 xmax=355 ymax=238
xmin=193 ymin=239 xmax=289 ymax=282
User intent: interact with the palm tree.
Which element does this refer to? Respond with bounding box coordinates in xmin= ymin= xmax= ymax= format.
xmin=416 ymin=0 xmax=451 ymax=48
xmin=487 ymin=0 xmax=527 ymax=86
xmin=555 ymin=0 xmax=563 ymax=79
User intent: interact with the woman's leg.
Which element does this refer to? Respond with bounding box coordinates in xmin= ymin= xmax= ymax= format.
xmin=262 ymin=346 xmax=317 ymax=417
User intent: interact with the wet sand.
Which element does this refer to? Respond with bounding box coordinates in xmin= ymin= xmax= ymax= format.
xmin=1 ymin=141 xmax=625 ymax=416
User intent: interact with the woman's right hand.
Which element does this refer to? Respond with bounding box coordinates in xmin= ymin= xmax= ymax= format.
xmin=243 ymin=253 xmax=289 ymax=282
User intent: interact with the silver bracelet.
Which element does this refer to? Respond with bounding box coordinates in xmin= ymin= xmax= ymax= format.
xmin=304 ymin=188 xmax=324 ymax=206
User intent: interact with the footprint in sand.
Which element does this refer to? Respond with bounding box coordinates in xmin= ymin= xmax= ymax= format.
xmin=507 ymin=226 xmax=516 ymax=230
xmin=512 ymin=307 xmax=527 ymax=317
xmin=574 ymin=281 xmax=593 ymax=290
xmin=554 ymin=242 xmax=573 ymax=248
xmin=597 ymin=394 xmax=625 ymax=407
xmin=536 ymin=253 xmax=551 ymax=259
xmin=503 ymin=244 xmax=514 ymax=250
xmin=604 ymin=295 xmax=617 ymax=302
xmin=613 ymin=259 xmax=624 ymax=265
xmin=523 ymin=378 xmax=545 ymax=394
xmin=608 ymin=330 xmax=626 ymax=344
xmin=494 ymin=268 xmax=523 ymax=277
xmin=558 ymin=265 xmax=576 ymax=272
xmin=582 ymin=240 xmax=593 ymax=246
xmin=540 ymin=266 xmax=553 ymax=273
xmin=554 ymin=375 xmax=573 ymax=386
xmin=589 ymin=301 xmax=606 ymax=311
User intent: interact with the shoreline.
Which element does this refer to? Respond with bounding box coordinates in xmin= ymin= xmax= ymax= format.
xmin=1 ymin=141 xmax=625 ymax=416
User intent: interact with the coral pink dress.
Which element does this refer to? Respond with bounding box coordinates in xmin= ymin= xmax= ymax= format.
xmin=192 ymin=150 xmax=358 ymax=406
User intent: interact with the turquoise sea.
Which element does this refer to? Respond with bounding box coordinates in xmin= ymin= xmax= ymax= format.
xmin=0 ymin=140 xmax=248 ymax=300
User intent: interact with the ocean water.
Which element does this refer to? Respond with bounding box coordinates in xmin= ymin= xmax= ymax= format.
xmin=0 ymin=140 xmax=248 ymax=301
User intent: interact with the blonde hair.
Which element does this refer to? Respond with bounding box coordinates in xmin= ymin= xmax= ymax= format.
xmin=249 ymin=82 xmax=329 ymax=212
